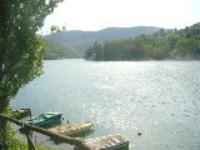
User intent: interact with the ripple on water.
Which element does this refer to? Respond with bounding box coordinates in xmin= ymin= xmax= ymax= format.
xmin=12 ymin=60 xmax=200 ymax=150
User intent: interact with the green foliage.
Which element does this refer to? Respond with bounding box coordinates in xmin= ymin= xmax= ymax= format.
xmin=50 ymin=25 xmax=67 ymax=33
xmin=0 ymin=116 xmax=53 ymax=150
xmin=0 ymin=0 xmax=63 ymax=104
xmin=50 ymin=25 xmax=61 ymax=33
xmin=85 ymin=23 xmax=200 ymax=60
xmin=0 ymin=0 xmax=62 ymax=148
xmin=43 ymin=39 xmax=80 ymax=60
xmin=172 ymin=37 xmax=200 ymax=59
xmin=8 ymin=139 xmax=54 ymax=150
xmin=7 ymin=128 xmax=54 ymax=150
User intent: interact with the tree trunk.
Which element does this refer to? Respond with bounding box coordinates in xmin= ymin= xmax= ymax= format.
xmin=0 ymin=99 xmax=9 ymax=150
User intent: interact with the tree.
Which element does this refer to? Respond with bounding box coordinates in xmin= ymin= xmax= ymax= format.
xmin=0 ymin=0 xmax=62 ymax=149
xmin=50 ymin=25 xmax=61 ymax=33
xmin=84 ymin=23 xmax=200 ymax=61
xmin=172 ymin=38 xmax=200 ymax=59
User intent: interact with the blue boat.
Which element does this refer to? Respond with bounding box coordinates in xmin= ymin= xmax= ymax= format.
xmin=28 ymin=112 xmax=63 ymax=127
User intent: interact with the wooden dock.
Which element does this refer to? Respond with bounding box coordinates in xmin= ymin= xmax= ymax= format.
xmin=48 ymin=121 xmax=94 ymax=136
xmin=2 ymin=110 xmax=130 ymax=150
xmin=75 ymin=134 xmax=129 ymax=150
xmin=0 ymin=114 xmax=91 ymax=150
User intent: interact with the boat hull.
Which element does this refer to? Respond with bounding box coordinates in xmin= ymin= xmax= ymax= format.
xmin=75 ymin=135 xmax=129 ymax=150
xmin=28 ymin=112 xmax=62 ymax=127
xmin=48 ymin=121 xmax=94 ymax=137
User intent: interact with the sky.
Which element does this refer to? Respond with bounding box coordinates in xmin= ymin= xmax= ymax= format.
xmin=40 ymin=0 xmax=200 ymax=34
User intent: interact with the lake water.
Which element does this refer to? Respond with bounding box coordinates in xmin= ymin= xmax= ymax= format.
xmin=12 ymin=59 xmax=200 ymax=150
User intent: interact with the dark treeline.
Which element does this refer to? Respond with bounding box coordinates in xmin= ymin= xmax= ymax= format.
xmin=85 ymin=23 xmax=200 ymax=60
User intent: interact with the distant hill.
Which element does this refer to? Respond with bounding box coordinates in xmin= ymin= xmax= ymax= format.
xmin=43 ymin=39 xmax=80 ymax=60
xmin=45 ymin=26 xmax=161 ymax=56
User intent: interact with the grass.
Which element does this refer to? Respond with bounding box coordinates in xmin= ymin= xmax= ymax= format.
xmin=1 ymin=109 xmax=54 ymax=150
xmin=4 ymin=123 xmax=54 ymax=150
xmin=8 ymin=138 xmax=54 ymax=150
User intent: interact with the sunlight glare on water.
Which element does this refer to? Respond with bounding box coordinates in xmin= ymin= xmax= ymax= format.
xmin=12 ymin=59 xmax=200 ymax=150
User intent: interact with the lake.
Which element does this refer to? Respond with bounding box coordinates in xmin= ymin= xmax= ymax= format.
xmin=11 ymin=59 xmax=200 ymax=150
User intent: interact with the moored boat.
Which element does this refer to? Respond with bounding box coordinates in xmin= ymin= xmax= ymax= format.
xmin=48 ymin=121 xmax=94 ymax=137
xmin=28 ymin=112 xmax=62 ymax=127
xmin=75 ymin=134 xmax=129 ymax=150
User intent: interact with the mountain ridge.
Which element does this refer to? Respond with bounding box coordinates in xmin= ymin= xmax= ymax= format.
xmin=45 ymin=26 xmax=162 ymax=55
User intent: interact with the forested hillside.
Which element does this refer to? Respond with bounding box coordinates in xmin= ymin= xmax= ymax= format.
xmin=44 ymin=39 xmax=80 ymax=60
xmin=45 ymin=26 xmax=161 ymax=55
xmin=85 ymin=23 xmax=200 ymax=60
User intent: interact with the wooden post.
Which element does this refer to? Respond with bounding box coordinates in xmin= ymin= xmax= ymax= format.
xmin=28 ymin=108 xmax=32 ymax=119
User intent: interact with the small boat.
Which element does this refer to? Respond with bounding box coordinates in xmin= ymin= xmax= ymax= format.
xmin=75 ymin=134 xmax=129 ymax=150
xmin=28 ymin=112 xmax=62 ymax=127
xmin=48 ymin=121 xmax=94 ymax=137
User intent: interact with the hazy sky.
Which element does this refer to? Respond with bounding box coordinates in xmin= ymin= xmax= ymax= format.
xmin=41 ymin=0 xmax=199 ymax=33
